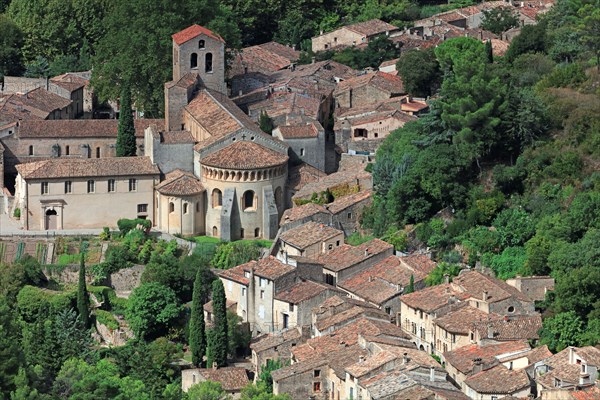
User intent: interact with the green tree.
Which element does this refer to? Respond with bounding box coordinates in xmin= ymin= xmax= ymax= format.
xmin=257 ymin=359 xmax=284 ymax=393
xmin=76 ymin=253 xmax=90 ymax=329
xmin=480 ymin=7 xmax=519 ymax=35
xmin=405 ymin=275 xmax=415 ymax=294
xmin=240 ymin=383 xmax=291 ymax=400
xmin=0 ymin=296 xmax=22 ymax=397
xmin=0 ymin=15 xmax=24 ymax=79
xmin=186 ymin=381 xmax=230 ymax=400
xmin=425 ymin=262 xmax=462 ymax=286
xmin=396 ymin=48 xmax=441 ymax=97
xmin=485 ymin=40 xmax=493 ymax=63
xmin=190 ymin=268 xmax=207 ymax=367
xmin=211 ymin=241 xmax=262 ymax=270
xmin=259 ymin=111 xmax=274 ymax=135
xmin=539 ymin=311 xmax=584 ymax=352
xmin=116 ymin=84 xmax=137 ymax=157
xmin=10 ymin=368 xmax=40 ymax=400
xmin=127 ymin=283 xmax=182 ymax=340
xmin=210 ymin=280 xmax=228 ymax=367
xmin=577 ymin=5 xmax=600 ymax=70
xmin=505 ymin=23 xmax=547 ymax=62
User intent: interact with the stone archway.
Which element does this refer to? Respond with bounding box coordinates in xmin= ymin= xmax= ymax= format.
xmin=45 ymin=209 xmax=58 ymax=230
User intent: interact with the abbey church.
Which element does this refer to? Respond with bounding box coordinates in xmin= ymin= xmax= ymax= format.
xmin=11 ymin=25 xmax=292 ymax=240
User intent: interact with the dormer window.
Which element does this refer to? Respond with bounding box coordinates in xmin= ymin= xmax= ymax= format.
xmin=199 ymin=40 xmax=205 ymax=49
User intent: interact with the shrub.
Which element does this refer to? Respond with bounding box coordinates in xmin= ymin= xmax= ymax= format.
xmin=96 ymin=309 xmax=119 ymax=330
xmin=117 ymin=218 xmax=151 ymax=236
xmin=99 ymin=227 xmax=110 ymax=241
xmin=13 ymin=208 xmax=20 ymax=219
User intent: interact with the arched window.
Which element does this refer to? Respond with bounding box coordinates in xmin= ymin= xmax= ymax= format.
xmin=243 ymin=190 xmax=255 ymax=210
xmin=212 ymin=226 xmax=218 ymax=237
xmin=199 ymin=40 xmax=205 ymax=49
xmin=212 ymin=189 xmax=222 ymax=208
xmin=169 ymin=202 xmax=175 ymax=213
xmin=183 ymin=203 xmax=188 ymax=214
xmin=205 ymin=53 xmax=213 ymax=73
xmin=254 ymin=228 xmax=260 ymax=238
xmin=190 ymin=53 xmax=198 ymax=69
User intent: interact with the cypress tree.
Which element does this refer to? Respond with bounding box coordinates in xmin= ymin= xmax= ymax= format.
xmin=189 ymin=268 xmax=207 ymax=367
xmin=259 ymin=111 xmax=274 ymax=135
xmin=116 ymin=83 xmax=137 ymax=157
xmin=485 ymin=40 xmax=493 ymax=63
xmin=76 ymin=253 xmax=90 ymax=329
xmin=405 ymin=274 xmax=415 ymax=295
xmin=211 ymin=279 xmax=228 ymax=367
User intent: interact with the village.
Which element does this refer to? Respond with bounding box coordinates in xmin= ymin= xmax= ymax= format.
xmin=0 ymin=0 xmax=599 ymax=398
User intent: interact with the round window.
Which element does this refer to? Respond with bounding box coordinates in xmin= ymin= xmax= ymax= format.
xmin=507 ymin=306 xmax=515 ymax=313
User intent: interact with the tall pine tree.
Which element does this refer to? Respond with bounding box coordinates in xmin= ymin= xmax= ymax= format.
xmin=189 ymin=268 xmax=207 ymax=367
xmin=405 ymin=275 xmax=415 ymax=294
xmin=485 ymin=40 xmax=494 ymax=63
xmin=116 ymin=84 xmax=137 ymax=157
xmin=211 ymin=279 xmax=228 ymax=367
xmin=76 ymin=253 xmax=90 ymax=329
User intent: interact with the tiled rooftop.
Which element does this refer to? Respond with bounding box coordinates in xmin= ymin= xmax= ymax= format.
xmin=218 ymin=256 xmax=295 ymax=285
xmin=286 ymin=162 xmax=327 ymax=193
xmin=471 ymin=315 xmax=543 ymax=341
xmin=316 ymin=238 xmax=393 ymax=272
xmin=16 ymin=156 xmax=160 ymax=180
xmin=279 ymin=221 xmax=342 ymax=250
xmin=17 ymin=119 xmax=163 ymax=138
xmin=400 ymin=283 xmax=467 ymax=313
xmin=343 ymin=19 xmax=398 ymax=37
xmin=276 ymin=123 xmax=320 ymax=139
xmin=325 ymin=190 xmax=372 ymax=214
xmin=536 ymin=346 xmax=600 ymax=389
xmin=185 ymin=367 xmax=249 ymax=391
xmin=155 ymin=169 xmax=204 ymax=196
xmin=453 ymin=270 xmax=532 ymax=303
xmin=281 ymin=202 xmax=328 ymax=225
xmin=443 ymin=341 xmax=531 ymax=375
xmin=172 ymin=24 xmax=224 ymax=45
xmin=464 ymin=364 xmax=530 ymax=394
xmin=50 ymin=73 xmax=88 ymax=92
xmin=435 ymin=304 xmax=499 ymax=335
xmin=274 ymin=279 xmax=341 ymax=304
xmin=335 ymin=71 xmax=405 ymax=95
xmin=292 ymin=168 xmax=371 ymax=201
xmin=250 ymin=326 xmax=303 ymax=353
xmin=201 ymin=140 xmax=288 ymax=170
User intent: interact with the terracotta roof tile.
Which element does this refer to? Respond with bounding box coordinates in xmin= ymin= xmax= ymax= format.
xmin=400 ymin=283 xmax=467 ymax=313
xmin=16 ymin=157 xmax=160 ymax=180
xmin=443 ymin=341 xmax=531 ymax=375
xmin=231 ymin=42 xmax=300 ymax=76
xmin=335 ymin=71 xmax=405 ymax=95
xmin=464 ymin=364 xmax=530 ymax=394
xmin=571 ymin=386 xmax=600 ymax=400
xmin=325 ymin=190 xmax=372 ymax=214
xmin=155 ymin=169 xmax=204 ymax=196
xmin=536 ymin=346 xmax=600 ymax=389
xmin=279 ymin=221 xmax=343 ymax=250
xmin=159 ymin=130 xmax=196 ymax=144
xmin=316 ymin=239 xmax=393 ymax=273
xmin=435 ymin=305 xmax=500 ymax=335
xmin=286 ymin=162 xmax=327 ymax=193
xmin=315 ymin=305 xmax=388 ymax=332
xmin=292 ymin=168 xmax=372 ymax=201
xmin=17 ymin=119 xmax=163 ymax=138
xmin=250 ymin=327 xmax=304 ymax=353
xmin=248 ymin=92 xmax=322 ymax=121
xmin=172 ymin=24 xmax=224 ymax=45
xmin=274 ymin=279 xmax=342 ymax=304
xmin=20 ymin=87 xmax=72 ymax=112
xmin=201 ymin=141 xmax=288 ymax=169
xmin=379 ymin=58 xmax=400 ymax=68
xmin=453 ymin=270 xmax=532 ymax=303
xmin=471 ymin=315 xmax=543 ymax=341
xmin=218 ymin=256 xmax=295 ymax=284
xmin=281 ymin=202 xmax=328 ymax=225
xmin=344 ymin=19 xmax=398 ymax=37
xmin=187 ymin=367 xmax=249 ymax=391
xmin=276 ymin=123 xmax=320 ymax=139
xmin=50 ymin=73 xmax=87 ymax=92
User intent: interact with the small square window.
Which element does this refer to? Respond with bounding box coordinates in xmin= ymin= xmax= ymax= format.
xmin=260 ymin=290 xmax=265 ymax=299
xmin=242 ymin=287 xmax=247 ymax=296
xmin=314 ymin=370 xmax=321 ymax=378
xmin=41 ymin=182 xmax=49 ymax=195
xmin=289 ymin=303 xmax=294 ymax=312
xmin=328 ymin=244 xmax=333 ymax=250
xmin=137 ymin=204 xmax=148 ymax=214
xmin=347 ymin=212 xmax=352 ymax=219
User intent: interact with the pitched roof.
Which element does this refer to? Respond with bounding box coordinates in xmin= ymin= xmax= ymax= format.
xmin=231 ymin=42 xmax=300 ymax=75
xmin=453 ymin=270 xmax=532 ymax=303
xmin=17 ymin=119 xmax=163 ymax=138
xmin=159 ymin=130 xmax=196 ymax=144
xmin=16 ymin=157 xmax=160 ymax=180
xmin=464 ymin=364 xmax=530 ymax=394
xmin=435 ymin=304 xmax=499 ymax=335
xmin=274 ymin=279 xmax=342 ymax=304
xmin=172 ymin=24 xmax=224 ymax=45
xmin=50 ymin=73 xmax=87 ymax=92
xmin=281 ymin=202 xmax=329 ymax=225
xmin=286 ymin=162 xmax=327 ymax=193
xmin=343 ymin=19 xmax=398 ymax=37
xmin=338 ymin=255 xmax=432 ymax=305
xmin=276 ymin=123 xmax=320 ymax=139
xmin=201 ymin=140 xmax=288 ymax=169
xmin=250 ymin=327 xmax=304 ymax=353
xmin=325 ymin=190 xmax=372 ymax=214
xmin=279 ymin=221 xmax=343 ymax=250
xmin=19 ymin=87 xmax=72 ymax=113
xmin=315 ymin=304 xmax=388 ymax=332
xmin=218 ymin=256 xmax=295 ymax=285
xmin=335 ymin=71 xmax=405 ymax=95
xmin=471 ymin=315 xmax=543 ymax=341
xmin=248 ymin=92 xmax=322 ymax=121
xmin=316 ymin=239 xmax=393 ymax=273
xmin=443 ymin=341 xmax=531 ymax=375
xmin=292 ymin=168 xmax=372 ymax=201
xmin=400 ymin=283 xmax=467 ymax=313
xmin=187 ymin=367 xmax=249 ymax=391
xmin=536 ymin=346 xmax=600 ymax=389
xmin=155 ymin=169 xmax=204 ymax=196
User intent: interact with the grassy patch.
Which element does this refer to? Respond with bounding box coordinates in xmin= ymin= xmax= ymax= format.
xmin=194 ymin=236 xmax=221 ymax=244
xmin=96 ymin=309 xmax=119 ymax=330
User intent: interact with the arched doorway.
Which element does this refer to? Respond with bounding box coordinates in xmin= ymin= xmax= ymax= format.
xmin=45 ymin=209 xmax=58 ymax=230
xmin=212 ymin=226 xmax=218 ymax=237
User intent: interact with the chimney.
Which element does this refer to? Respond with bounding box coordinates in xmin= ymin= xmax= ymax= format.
xmin=504 ymin=315 xmax=510 ymax=322
xmin=403 ymin=353 xmax=410 ymax=364
xmin=364 ymin=248 xmax=370 ymax=257
xmin=368 ymin=276 xmax=373 ymax=282
xmin=444 ymin=274 xmax=450 ymax=284
xmin=482 ymin=290 xmax=488 ymax=301
xmin=569 ymin=347 xmax=576 ymax=365
xmin=487 ymin=323 xmax=494 ymax=339
xmin=311 ymin=57 xmax=316 ymax=64
xmin=473 ymin=358 xmax=483 ymax=374
xmin=359 ymin=355 xmax=365 ymax=363
xmin=429 ymin=366 xmax=435 ymax=382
